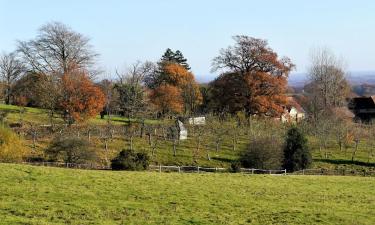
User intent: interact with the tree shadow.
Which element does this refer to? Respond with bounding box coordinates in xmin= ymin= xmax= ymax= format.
xmin=211 ymin=156 xmax=236 ymax=164
xmin=316 ymin=158 xmax=375 ymax=167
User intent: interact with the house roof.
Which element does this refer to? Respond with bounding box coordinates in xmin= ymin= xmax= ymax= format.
xmin=286 ymin=96 xmax=305 ymax=113
xmin=351 ymin=96 xmax=375 ymax=109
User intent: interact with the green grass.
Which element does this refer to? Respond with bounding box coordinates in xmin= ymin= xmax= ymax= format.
xmin=0 ymin=104 xmax=159 ymax=126
xmin=0 ymin=163 xmax=374 ymax=225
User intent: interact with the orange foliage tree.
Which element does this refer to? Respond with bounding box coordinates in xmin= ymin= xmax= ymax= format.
xmin=210 ymin=35 xmax=294 ymax=116
xmin=60 ymin=69 xmax=105 ymax=124
xmin=149 ymin=84 xmax=184 ymax=115
xmin=149 ymin=63 xmax=202 ymax=115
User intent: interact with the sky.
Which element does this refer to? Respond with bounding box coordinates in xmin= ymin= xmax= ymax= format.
xmin=1 ymin=0 xmax=375 ymax=82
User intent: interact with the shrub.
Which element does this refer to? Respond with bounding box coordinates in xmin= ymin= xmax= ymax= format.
xmin=46 ymin=136 xmax=97 ymax=164
xmin=241 ymin=135 xmax=283 ymax=170
xmin=230 ymin=161 xmax=242 ymax=173
xmin=0 ymin=127 xmax=29 ymax=162
xmin=283 ymin=126 xmax=311 ymax=172
xmin=111 ymin=149 xmax=149 ymax=171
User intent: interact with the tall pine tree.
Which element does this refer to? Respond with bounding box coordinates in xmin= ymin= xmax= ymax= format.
xmin=159 ymin=48 xmax=190 ymax=70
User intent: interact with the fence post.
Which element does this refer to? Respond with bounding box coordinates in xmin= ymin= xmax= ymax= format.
xmin=302 ymin=169 xmax=305 ymax=175
xmin=269 ymin=170 xmax=271 ymax=175
xmin=197 ymin=166 xmax=200 ymax=173
xmin=284 ymin=169 xmax=286 ymax=175
xmin=178 ymin=166 xmax=180 ymax=173
xmin=251 ymin=169 xmax=254 ymax=175
xmin=159 ymin=165 xmax=161 ymax=173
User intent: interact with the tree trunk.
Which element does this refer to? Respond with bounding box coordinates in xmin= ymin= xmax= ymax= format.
xmin=173 ymin=139 xmax=177 ymax=157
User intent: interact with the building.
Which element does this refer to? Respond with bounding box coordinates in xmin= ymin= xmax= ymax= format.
xmin=349 ymin=96 xmax=375 ymax=122
xmin=281 ymin=97 xmax=305 ymax=123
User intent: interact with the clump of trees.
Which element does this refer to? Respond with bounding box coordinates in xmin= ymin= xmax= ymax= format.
xmin=111 ymin=149 xmax=149 ymax=171
xmin=146 ymin=50 xmax=202 ymax=116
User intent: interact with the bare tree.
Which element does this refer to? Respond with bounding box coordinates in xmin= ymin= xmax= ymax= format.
xmin=117 ymin=61 xmax=156 ymax=86
xmin=0 ymin=52 xmax=25 ymax=104
xmin=17 ymin=22 xmax=98 ymax=77
xmin=211 ymin=35 xmax=294 ymax=75
xmin=115 ymin=61 xmax=155 ymax=118
xmin=307 ymin=48 xmax=350 ymax=115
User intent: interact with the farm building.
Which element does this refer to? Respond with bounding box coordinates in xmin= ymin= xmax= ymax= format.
xmin=281 ymin=97 xmax=305 ymax=123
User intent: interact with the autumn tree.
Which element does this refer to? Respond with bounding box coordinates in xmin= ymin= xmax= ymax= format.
xmin=17 ymin=22 xmax=99 ymax=125
xmin=210 ymin=35 xmax=294 ymax=116
xmin=0 ymin=51 xmax=26 ymax=104
xmin=60 ymin=68 xmax=105 ymax=124
xmin=149 ymin=84 xmax=183 ymax=115
xmin=144 ymin=49 xmax=190 ymax=89
xmin=162 ymin=63 xmax=202 ymax=113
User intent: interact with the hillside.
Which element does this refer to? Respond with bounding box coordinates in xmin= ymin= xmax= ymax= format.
xmin=1 ymin=103 xmax=375 ymax=172
xmin=0 ymin=164 xmax=374 ymax=225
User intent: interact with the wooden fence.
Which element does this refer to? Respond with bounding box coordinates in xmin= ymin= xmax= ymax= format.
xmin=18 ymin=162 xmax=375 ymax=177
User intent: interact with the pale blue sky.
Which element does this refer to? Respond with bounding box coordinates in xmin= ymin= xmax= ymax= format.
xmin=1 ymin=0 xmax=375 ymax=81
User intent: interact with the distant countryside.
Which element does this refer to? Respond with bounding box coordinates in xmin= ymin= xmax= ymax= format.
xmin=0 ymin=1 xmax=375 ymax=225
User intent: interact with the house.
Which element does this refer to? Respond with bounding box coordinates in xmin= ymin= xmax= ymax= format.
xmin=349 ymin=96 xmax=375 ymax=122
xmin=281 ymin=97 xmax=305 ymax=123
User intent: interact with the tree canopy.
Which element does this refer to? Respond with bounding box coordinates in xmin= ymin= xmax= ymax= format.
xmin=210 ymin=35 xmax=294 ymax=116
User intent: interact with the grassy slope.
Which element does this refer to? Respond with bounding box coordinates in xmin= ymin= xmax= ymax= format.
xmin=0 ymin=164 xmax=374 ymax=225
xmin=1 ymin=104 xmax=374 ymax=170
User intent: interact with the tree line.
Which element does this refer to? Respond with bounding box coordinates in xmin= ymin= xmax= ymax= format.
xmin=0 ymin=21 xmax=363 ymax=172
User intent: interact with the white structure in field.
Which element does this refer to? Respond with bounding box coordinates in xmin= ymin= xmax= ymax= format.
xmin=177 ymin=120 xmax=188 ymax=140
xmin=188 ymin=116 xmax=206 ymax=125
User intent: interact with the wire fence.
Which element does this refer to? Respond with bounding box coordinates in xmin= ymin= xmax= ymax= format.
xmin=292 ymin=168 xmax=375 ymax=177
xmin=18 ymin=162 xmax=375 ymax=177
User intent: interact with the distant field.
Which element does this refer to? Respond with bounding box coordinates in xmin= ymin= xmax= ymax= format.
xmin=0 ymin=164 xmax=374 ymax=225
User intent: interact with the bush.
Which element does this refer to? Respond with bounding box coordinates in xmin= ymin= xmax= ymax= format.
xmin=0 ymin=127 xmax=29 ymax=162
xmin=283 ymin=126 xmax=311 ymax=172
xmin=241 ymin=135 xmax=283 ymax=170
xmin=230 ymin=161 xmax=242 ymax=173
xmin=111 ymin=149 xmax=149 ymax=171
xmin=46 ymin=136 xmax=97 ymax=164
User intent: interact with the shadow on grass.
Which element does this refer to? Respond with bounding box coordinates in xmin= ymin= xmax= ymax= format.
xmin=316 ymin=158 xmax=375 ymax=167
xmin=0 ymin=109 xmax=20 ymax=114
xmin=211 ymin=156 xmax=236 ymax=164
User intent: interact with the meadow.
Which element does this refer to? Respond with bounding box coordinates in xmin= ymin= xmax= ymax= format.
xmin=0 ymin=163 xmax=374 ymax=225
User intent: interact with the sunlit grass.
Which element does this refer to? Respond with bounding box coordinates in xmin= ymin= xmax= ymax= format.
xmin=0 ymin=163 xmax=374 ymax=225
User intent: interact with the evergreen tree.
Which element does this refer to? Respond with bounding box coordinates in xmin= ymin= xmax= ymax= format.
xmin=159 ymin=48 xmax=190 ymax=70
xmin=283 ymin=126 xmax=311 ymax=172
xmin=174 ymin=50 xmax=190 ymax=70
xmin=160 ymin=48 xmax=176 ymax=62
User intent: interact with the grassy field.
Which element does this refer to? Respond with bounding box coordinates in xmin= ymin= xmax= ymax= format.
xmin=0 ymin=163 xmax=374 ymax=225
